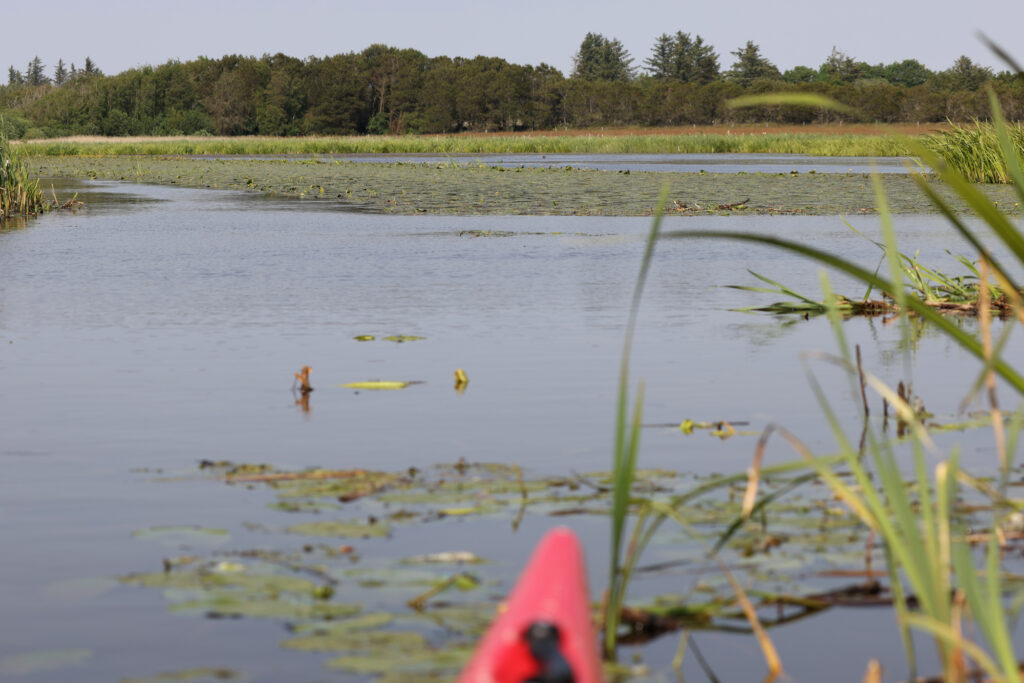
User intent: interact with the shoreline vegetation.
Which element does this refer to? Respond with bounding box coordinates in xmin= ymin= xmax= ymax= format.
xmin=1 ymin=42 xmax=1015 ymax=142
xmin=0 ymin=126 xmax=53 ymax=220
xmin=14 ymin=123 xmax=932 ymax=157
xmin=28 ymin=155 xmax=1024 ymax=217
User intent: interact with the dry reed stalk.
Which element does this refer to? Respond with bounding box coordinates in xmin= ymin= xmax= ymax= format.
xmin=978 ymin=258 xmax=1007 ymax=473
xmin=720 ymin=561 xmax=782 ymax=678
xmin=741 ymin=426 xmax=772 ymax=518
xmin=862 ymin=659 xmax=882 ymax=683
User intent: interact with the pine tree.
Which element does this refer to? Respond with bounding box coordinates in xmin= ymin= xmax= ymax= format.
xmin=54 ymin=59 xmax=68 ymax=85
xmin=726 ymin=41 xmax=780 ymax=86
xmin=643 ymin=34 xmax=675 ymax=79
xmin=671 ymin=32 xmax=695 ymax=81
xmin=689 ymin=36 xmax=720 ymax=84
xmin=644 ymin=32 xmax=719 ymax=83
xmin=83 ymin=57 xmax=100 ymax=77
xmin=572 ymin=33 xmax=634 ymax=81
xmin=8 ymin=66 xmax=24 ymax=86
xmin=26 ymin=56 xmax=50 ymax=86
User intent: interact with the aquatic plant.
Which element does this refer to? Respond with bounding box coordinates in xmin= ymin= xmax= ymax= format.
xmin=923 ymin=119 xmax=1024 ymax=184
xmin=658 ymin=88 xmax=1024 ymax=681
xmin=17 ymin=130 xmax=911 ymax=157
xmin=0 ymin=121 xmax=49 ymax=219
xmin=729 ymin=230 xmax=1019 ymax=317
xmin=604 ymin=185 xmax=665 ymax=657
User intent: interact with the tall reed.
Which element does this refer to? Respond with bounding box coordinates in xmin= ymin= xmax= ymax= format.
xmin=605 ymin=87 xmax=1024 ymax=681
xmin=0 ymin=122 xmax=49 ymax=219
xmin=17 ymin=131 xmax=910 ymax=158
xmin=663 ymin=89 xmax=1024 ymax=681
xmin=923 ymin=119 xmax=1024 ymax=184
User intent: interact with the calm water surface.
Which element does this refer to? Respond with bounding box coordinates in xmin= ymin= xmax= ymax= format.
xmin=197 ymin=152 xmax=916 ymax=174
xmin=0 ymin=178 xmax=1018 ymax=681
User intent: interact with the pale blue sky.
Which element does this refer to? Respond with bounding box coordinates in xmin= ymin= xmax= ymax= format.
xmin=4 ymin=0 xmax=1023 ymax=78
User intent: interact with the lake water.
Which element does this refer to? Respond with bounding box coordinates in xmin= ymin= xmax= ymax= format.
xmin=1 ymin=176 xmax=1019 ymax=681
xmin=196 ymin=152 xmax=916 ymax=175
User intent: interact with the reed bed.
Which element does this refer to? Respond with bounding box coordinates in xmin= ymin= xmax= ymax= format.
xmin=1 ymin=125 xmax=49 ymax=219
xmin=16 ymin=131 xmax=911 ymax=158
xmin=606 ymin=89 xmax=1024 ymax=681
xmin=924 ymin=120 xmax=1024 ymax=184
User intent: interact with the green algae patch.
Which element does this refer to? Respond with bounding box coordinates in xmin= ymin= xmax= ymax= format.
xmin=29 ymin=155 xmax=1024 ymax=216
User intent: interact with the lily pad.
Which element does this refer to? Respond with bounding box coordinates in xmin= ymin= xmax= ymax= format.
xmin=402 ymin=551 xmax=484 ymax=565
xmin=340 ymin=381 xmax=410 ymax=390
xmin=171 ymin=593 xmax=360 ymax=620
xmin=285 ymin=520 xmax=391 ymax=538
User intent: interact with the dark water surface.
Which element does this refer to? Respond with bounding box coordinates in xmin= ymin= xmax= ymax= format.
xmin=1 ymin=178 xmax=1019 ymax=681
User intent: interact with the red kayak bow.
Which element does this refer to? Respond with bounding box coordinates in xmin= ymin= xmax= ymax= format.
xmin=459 ymin=527 xmax=603 ymax=683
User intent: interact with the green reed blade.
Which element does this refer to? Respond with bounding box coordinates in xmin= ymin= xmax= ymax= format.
xmin=665 ymin=230 xmax=1024 ymax=395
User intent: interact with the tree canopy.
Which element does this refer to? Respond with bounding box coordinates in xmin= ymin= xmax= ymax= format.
xmin=644 ymin=32 xmax=718 ymax=83
xmin=0 ymin=40 xmax=1017 ymax=139
xmin=572 ymin=33 xmax=635 ymax=81
xmin=726 ymin=41 xmax=780 ymax=85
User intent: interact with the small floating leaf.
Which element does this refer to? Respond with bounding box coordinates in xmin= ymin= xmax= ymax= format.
xmin=402 ymin=551 xmax=484 ymax=565
xmin=340 ymin=381 xmax=409 ymax=390
xmin=438 ymin=506 xmax=486 ymax=516
xmin=407 ymin=572 xmax=481 ymax=610
xmin=454 ymin=368 xmax=469 ymax=393
xmin=285 ymin=520 xmax=391 ymax=538
xmin=172 ymin=593 xmax=361 ymax=620
xmin=383 ymin=335 xmax=425 ymax=343
xmin=353 ymin=335 xmax=375 ymax=341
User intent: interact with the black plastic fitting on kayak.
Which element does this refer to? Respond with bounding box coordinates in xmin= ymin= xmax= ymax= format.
xmin=523 ymin=621 xmax=574 ymax=683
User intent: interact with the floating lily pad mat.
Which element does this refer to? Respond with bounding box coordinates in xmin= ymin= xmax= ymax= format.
xmin=29 ymin=156 xmax=1024 ymax=216
xmin=118 ymin=458 xmax=1013 ymax=680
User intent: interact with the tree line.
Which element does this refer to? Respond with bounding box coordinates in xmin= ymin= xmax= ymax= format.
xmin=0 ymin=36 xmax=1020 ymax=139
